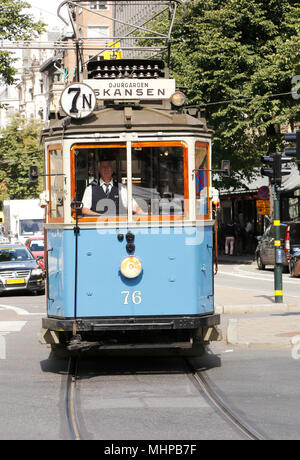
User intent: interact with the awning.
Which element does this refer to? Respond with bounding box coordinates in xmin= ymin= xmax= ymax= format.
xmin=281 ymin=166 xmax=300 ymax=193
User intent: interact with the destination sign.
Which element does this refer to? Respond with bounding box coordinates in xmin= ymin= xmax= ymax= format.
xmin=84 ymin=79 xmax=176 ymax=100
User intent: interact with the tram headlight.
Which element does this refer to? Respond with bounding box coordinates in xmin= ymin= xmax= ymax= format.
xmin=120 ymin=256 xmax=142 ymax=279
xmin=171 ymin=91 xmax=186 ymax=107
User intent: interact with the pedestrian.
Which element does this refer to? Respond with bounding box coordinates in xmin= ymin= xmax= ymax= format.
xmin=224 ymin=220 xmax=236 ymax=256
xmin=245 ymin=219 xmax=254 ymax=254
xmin=234 ymin=221 xmax=244 ymax=256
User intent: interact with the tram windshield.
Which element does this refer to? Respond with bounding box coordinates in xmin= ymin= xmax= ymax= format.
xmin=73 ymin=143 xmax=187 ymax=220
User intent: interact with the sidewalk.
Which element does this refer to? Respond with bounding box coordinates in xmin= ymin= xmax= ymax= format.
xmin=226 ymin=316 xmax=300 ymax=349
xmin=215 ymin=256 xmax=299 ymax=314
xmin=215 ymin=286 xmax=300 ymax=314
xmin=215 ymin=258 xmax=300 ymax=349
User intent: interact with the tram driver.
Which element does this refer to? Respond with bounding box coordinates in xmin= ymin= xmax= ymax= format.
xmin=81 ymin=159 xmax=144 ymax=217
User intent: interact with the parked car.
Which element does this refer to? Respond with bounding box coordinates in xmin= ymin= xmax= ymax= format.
xmin=256 ymin=223 xmax=289 ymax=271
xmin=0 ymin=229 xmax=9 ymax=244
xmin=285 ymin=223 xmax=300 ymax=277
xmin=25 ymin=237 xmax=45 ymax=271
xmin=289 ymin=252 xmax=300 ymax=278
xmin=0 ymin=244 xmax=45 ymax=295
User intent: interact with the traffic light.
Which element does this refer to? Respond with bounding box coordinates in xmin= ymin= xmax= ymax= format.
xmin=284 ymin=130 xmax=300 ymax=170
xmin=29 ymin=166 xmax=39 ymax=184
xmin=221 ymin=160 xmax=230 ymax=177
xmin=261 ymin=153 xmax=292 ymax=185
xmin=261 ymin=155 xmax=274 ymax=180
xmin=273 ymin=153 xmax=292 ymax=185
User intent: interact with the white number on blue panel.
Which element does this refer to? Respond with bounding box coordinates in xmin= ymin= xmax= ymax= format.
xmin=121 ymin=291 xmax=142 ymax=305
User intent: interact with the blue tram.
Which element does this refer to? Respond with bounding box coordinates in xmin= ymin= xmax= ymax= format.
xmin=40 ymin=58 xmax=220 ymax=355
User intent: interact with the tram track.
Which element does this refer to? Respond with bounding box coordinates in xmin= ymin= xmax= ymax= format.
xmin=185 ymin=358 xmax=265 ymax=441
xmin=66 ymin=357 xmax=83 ymax=441
xmin=65 ymin=355 xmax=265 ymax=441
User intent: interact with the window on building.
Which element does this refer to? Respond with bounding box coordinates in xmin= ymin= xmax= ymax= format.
xmin=87 ymin=26 xmax=109 ymax=39
xmin=89 ymin=1 xmax=108 ymax=10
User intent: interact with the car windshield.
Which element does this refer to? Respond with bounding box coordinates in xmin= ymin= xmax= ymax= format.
xmin=20 ymin=219 xmax=43 ymax=236
xmin=29 ymin=240 xmax=44 ymax=251
xmin=0 ymin=247 xmax=34 ymax=262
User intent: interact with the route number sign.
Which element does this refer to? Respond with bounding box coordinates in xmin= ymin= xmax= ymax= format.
xmin=60 ymin=83 xmax=96 ymax=119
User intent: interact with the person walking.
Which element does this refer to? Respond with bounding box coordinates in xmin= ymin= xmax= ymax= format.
xmin=224 ymin=220 xmax=236 ymax=256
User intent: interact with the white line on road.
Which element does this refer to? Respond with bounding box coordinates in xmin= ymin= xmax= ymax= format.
xmin=234 ymin=265 xmax=300 ymax=283
xmin=0 ymin=304 xmax=44 ymax=316
xmin=217 ymin=270 xmax=300 ymax=285
xmin=0 ymin=321 xmax=27 ymax=360
xmin=0 ymin=321 xmax=27 ymax=333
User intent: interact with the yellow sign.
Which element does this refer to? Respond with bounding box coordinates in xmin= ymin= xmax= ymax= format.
xmin=104 ymin=42 xmax=123 ymax=60
xmin=257 ymin=199 xmax=270 ymax=216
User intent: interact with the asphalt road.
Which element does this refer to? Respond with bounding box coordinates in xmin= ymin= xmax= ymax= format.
xmin=0 ymin=291 xmax=300 ymax=440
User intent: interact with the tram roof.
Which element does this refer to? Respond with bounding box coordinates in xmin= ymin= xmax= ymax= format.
xmin=42 ymin=106 xmax=213 ymax=140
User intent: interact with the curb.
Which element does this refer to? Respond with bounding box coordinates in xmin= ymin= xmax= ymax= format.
xmin=216 ymin=304 xmax=300 ymax=315
xmin=226 ymin=318 xmax=300 ymax=349
xmin=218 ymin=257 xmax=255 ymax=265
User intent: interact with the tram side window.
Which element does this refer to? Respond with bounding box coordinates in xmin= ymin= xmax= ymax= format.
xmin=74 ymin=147 xmax=127 ymax=217
xmin=195 ymin=142 xmax=210 ymax=219
xmin=131 ymin=145 xmax=185 ymax=216
xmin=49 ymin=148 xmax=64 ymax=220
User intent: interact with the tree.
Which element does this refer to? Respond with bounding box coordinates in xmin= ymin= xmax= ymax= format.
xmin=0 ymin=0 xmax=44 ymax=84
xmin=0 ymin=116 xmax=43 ymax=200
xmin=145 ymin=0 xmax=300 ymax=187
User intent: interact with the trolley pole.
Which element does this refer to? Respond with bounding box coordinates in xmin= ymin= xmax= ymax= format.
xmin=273 ymin=184 xmax=283 ymax=304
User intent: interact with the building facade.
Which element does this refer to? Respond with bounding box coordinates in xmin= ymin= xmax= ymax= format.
xmin=0 ymin=29 xmax=61 ymax=129
xmin=0 ymin=84 xmax=20 ymax=129
xmin=74 ymin=1 xmax=114 ymax=77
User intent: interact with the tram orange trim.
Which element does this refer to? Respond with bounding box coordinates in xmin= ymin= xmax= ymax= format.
xmin=195 ymin=141 xmax=210 ymax=220
xmin=47 ymin=144 xmax=64 ymax=224
xmin=71 ymin=141 xmax=189 ymax=223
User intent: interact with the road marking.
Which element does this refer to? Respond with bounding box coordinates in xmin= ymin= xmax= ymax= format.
xmin=218 ymin=270 xmax=300 ymax=285
xmin=234 ymin=265 xmax=300 ymax=284
xmin=0 ymin=304 xmax=44 ymax=316
xmin=0 ymin=336 xmax=6 ymax=360
xmin=0 ymin=321 xmax=27 ymax=333
xmin=0 ymin=321 xmax=27 ymax=360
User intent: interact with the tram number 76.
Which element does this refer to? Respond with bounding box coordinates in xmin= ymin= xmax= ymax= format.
xmin=121 ymin=291 xmax=142 ymax=305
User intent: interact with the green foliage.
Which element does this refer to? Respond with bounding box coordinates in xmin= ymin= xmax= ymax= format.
xmin=0 ymin=0 xmax=45 ymax=84
xmin=0 ymin=116 xmax=43 ymax=200
xmin=144 ymin=0 xmax=300 ymax=187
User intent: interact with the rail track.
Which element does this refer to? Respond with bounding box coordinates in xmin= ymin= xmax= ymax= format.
xmin=65 ymin=357 xmax=82 ymax=441
xmin=185 ymin=359 xmax=265 ymax=441
xmin=65 ymin=355 xmax=265 ymax=441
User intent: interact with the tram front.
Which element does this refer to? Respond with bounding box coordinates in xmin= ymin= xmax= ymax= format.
xmin=40 ymin=72 xmax=220 ymax=355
